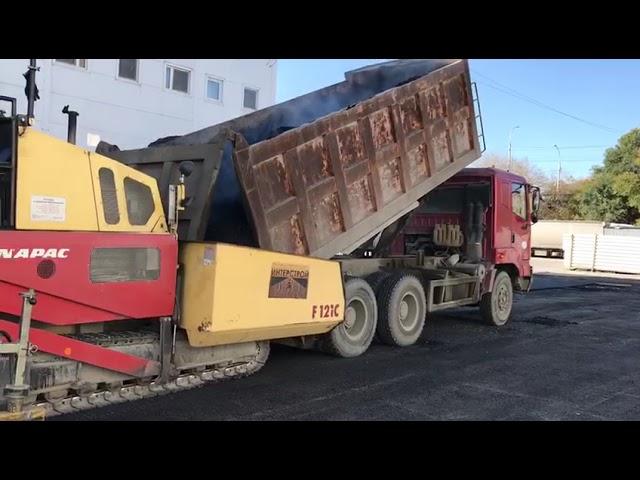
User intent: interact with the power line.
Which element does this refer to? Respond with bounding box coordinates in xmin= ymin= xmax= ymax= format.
xmin=472 ymin=72 xmax=618 ymax=133
xmin=490 ymin=156 xmax=599 ymax=163
xmin=513 ymin=145 xmax=608 ymax=150
xmin=533 ymin=159 xmax=598 ymax=163
xmin=507 ymin=154 xmax=601 ymax=162
xmin=479 ymin=80 xmax=619 ymax=134
xmin=471 ymin=70 xmax=621 ymax=134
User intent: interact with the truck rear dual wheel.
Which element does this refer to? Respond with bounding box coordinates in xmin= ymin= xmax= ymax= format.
xmin=365 ymin=270 xmax=392 ymax=295
xmin=320 ymin=278 xmax=377 ymax=358
xmin=376 ymin=273 xmax=427 ymax=347
xmin=365 ymin=270 xmax=392 ymax=344
xmin=480 ymin=270 xmax=513 ymax=326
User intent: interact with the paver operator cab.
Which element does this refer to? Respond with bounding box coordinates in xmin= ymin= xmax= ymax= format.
xmin=0 ymin=59 xmax=539 ymax=420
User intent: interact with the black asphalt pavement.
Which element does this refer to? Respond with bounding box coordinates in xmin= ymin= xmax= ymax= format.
xmin=57 ymin=270 xmax=640 ymax=421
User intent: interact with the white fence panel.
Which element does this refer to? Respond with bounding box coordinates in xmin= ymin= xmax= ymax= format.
xmin=563 ymin=233 xmax=640 ymax=274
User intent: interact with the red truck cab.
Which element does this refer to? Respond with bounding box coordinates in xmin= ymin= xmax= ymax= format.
xmin=390 ymin=167 xmax=538 ymax=291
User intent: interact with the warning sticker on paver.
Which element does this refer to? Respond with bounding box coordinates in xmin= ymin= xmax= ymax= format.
xmin=203 ymin=247 xmax=215 ymax=266
xmin=30 ymin=196 xmax=66 ymax=222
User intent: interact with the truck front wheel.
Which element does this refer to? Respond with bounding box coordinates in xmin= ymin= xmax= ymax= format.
xmin=480 ymin=270 xmax=513 ymax=326
xmin=320 ymin=278 xmax=377 ymax=358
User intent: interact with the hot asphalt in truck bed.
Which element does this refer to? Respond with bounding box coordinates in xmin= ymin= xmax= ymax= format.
xmin=58 ymin=260 xmax=640 ymax=421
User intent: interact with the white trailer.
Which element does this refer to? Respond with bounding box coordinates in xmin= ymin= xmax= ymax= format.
xmin=531 ymin=220 xmax=605 ymax=258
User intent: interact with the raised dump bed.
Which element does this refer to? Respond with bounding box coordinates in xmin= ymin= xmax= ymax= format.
xmin=104 ymin=59 xmax=483 ymax=259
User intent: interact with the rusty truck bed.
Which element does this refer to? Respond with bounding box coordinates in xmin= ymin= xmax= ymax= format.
xmin=104 ymin=59 xmax=482 ymax=259
xmin=233 ymin=60 xmax=481 ymax=258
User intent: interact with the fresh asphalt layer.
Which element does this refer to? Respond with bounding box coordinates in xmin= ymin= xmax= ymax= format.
xmin=57 ymin=262 xmax=640 ymax=421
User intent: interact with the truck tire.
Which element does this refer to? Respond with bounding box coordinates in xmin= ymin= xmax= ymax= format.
xmin=365 ymin=271 xmax=391 ymax=343
xmin=376 ymin=273 xmax=426 ymax=347
xmin=480 ymin=270 xmax=513 ymax=326
xmin=320 ymin=278 xmax=377 ymax=358
xmin=365 ymin=270 xmax=391 ymax=295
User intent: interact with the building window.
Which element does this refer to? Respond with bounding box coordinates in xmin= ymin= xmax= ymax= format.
xmin=206 ymin=76 xmax=223 ymax=102
xmin=118 ymin=59 xmax=138 ymax=81
xmin=124 ymin=177 xmax=154 ymax=225
xmin=165 ymin=64 xmax=191 ymax=94
xmin=55 ymin=59 xmax=87 ymax=68
xmin=511 ymin=182 xmax=527 ymax=219
xmin=243 ymin=87 xmax=258 ymax=110
xmin=90 ymin=248 xmax=160 ymax=283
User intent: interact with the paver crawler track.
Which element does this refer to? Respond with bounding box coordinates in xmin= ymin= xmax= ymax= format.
xmin=24 ymin=331 xmax=270 ymax=418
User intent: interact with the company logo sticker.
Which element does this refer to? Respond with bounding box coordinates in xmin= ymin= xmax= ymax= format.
xmin=268 ymin=263 xmax=309 ymax=299
xmin=0 ymin=248 xmax=69 ymax=259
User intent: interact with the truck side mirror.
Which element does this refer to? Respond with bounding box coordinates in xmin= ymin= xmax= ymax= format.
xmin=530 ymin=187 xmax=541 ymax=223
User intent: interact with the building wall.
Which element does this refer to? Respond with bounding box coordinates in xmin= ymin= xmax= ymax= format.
xmin=0 ymin=59 xmax=278 ymax=150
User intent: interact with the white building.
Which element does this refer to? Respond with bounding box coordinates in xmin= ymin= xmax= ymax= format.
xmin=0 ymin=59 xmax=278 ymax=150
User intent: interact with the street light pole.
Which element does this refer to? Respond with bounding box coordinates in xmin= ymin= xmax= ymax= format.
xmin=508 ymin=125 xmax=520 ymax=171
xmin=554 ymin=144 xmax=562 ymax=194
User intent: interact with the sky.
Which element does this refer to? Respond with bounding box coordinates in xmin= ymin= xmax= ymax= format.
xmin=276 ymin=59 xmax=640 ymax=180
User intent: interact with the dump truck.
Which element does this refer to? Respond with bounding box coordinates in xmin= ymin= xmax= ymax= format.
xmin=0 ymin=59 xmax=540 ymax=420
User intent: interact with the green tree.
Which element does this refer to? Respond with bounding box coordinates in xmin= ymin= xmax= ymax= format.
xmin=579 ymin=128 xmax=640 ymax=224
xmin=539 ymin=178 xmax=587 ymax=220
xmin=577 ymin=176 xmax=637 ymax=222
